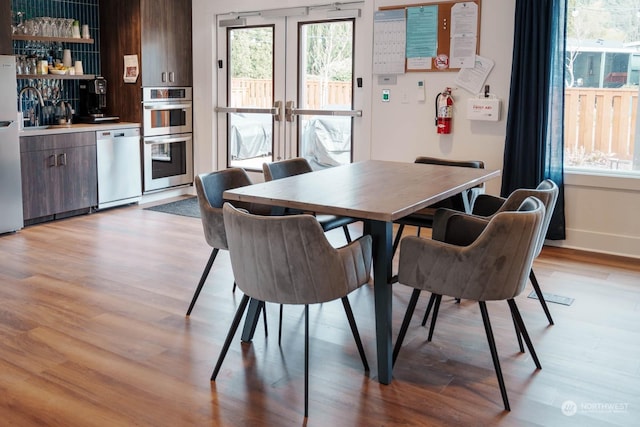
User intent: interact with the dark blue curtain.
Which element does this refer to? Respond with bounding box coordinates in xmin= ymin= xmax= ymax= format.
xmin=502 ymin=0 xmax=566 ymax=239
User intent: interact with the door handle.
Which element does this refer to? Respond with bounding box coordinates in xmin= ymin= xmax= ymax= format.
xmin=48 ymin=154 xmax=57 ymax=167
xmin=286 ymin=102 xmax=362 ymax=120
xmin=58 ymin=153 xmax=67 ymax=166
xmin=144 ymin=136 xmax=192 ymax=145
xmin=143 ymin=103 xmax=192 ymax=110
xmin=214 ymin=106 xmax=279 ymax=115
xmin=273 ymin=100 xmax=283 ymax=122
xmin=285 ymin=100 xmax=295 ymax=122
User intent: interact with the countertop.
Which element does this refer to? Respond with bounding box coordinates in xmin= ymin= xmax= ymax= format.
xmin=19 ymin=122 xmax=141 ymax=137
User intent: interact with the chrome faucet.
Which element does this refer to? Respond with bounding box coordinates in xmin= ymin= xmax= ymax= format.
xmin=18 ymin=86 xmax=45 ymax=128
xmin=18 ymin=86 xmax=45 ymax=113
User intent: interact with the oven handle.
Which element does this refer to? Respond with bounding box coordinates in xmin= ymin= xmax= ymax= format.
xmin=144 ymin=135 xmax=193 ymax=145
xmin=143 ymin=103 xmax=192 ymax=111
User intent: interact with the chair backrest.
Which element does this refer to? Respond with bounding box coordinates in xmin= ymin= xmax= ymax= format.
xmin=223 ymin=203 xmax=372 ymax=305
xmin=195 ymin=168 xmax=253 ymax=250
xmin=414 ymin=156 xmax=485 ymax=212
xmin=496 ymin=179 xmax=559 ymax=257
xmin=263 ymin=157 xmax=313 ymax=181
xmin=399 ymin=197 xmax=545 ymax=301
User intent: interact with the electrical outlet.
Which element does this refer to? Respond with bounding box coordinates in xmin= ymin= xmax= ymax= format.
xmin=382 ymin=89 xmax=390 ymax=102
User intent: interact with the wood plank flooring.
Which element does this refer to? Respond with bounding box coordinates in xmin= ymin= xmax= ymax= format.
xmin=0 ymin=201 xmax=639 ymax=426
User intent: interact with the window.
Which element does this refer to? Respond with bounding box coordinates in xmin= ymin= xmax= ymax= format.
xmin=565 ymin=0 xmax=640 ymax=174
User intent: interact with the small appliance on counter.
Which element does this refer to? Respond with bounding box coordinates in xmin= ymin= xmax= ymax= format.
xmin=77 ymin=77 xmax=120 ymax=123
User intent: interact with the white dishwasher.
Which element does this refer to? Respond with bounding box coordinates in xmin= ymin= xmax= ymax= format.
xmin=96 ymin=127 xmax=142 ymax=209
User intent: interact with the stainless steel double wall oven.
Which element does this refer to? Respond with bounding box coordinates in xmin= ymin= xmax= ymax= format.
xmin=142 ymin=87 xmax=193 ymax=193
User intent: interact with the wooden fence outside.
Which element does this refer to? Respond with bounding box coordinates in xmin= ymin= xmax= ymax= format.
xmin=565 ymin=88 xmax=638 ymax=166
xmin=230 ymin=79 xmax=638 ymax=168
xmin=230 ymin=78 xmax=352 ymax=108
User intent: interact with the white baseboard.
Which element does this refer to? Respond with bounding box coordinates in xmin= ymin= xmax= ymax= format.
xmin=546 ymin=228 xmax=640 ymax=259
xmin=140 ymin=186 xmax=195 ymax=205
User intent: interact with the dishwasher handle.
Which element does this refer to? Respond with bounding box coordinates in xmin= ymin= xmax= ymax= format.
xmin=96 ymin=128 xmax=141 ymax=140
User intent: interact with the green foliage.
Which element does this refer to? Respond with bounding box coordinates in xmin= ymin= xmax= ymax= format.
xmin=229 ymin=27 xmax=273 ymax=79
xmin=568 ymin=0 xmax=640 ymax=42
xmin=228 ymin=21 xmax=353 ymax=82
xmin=303 ymin=21 xmax=353 ymax=82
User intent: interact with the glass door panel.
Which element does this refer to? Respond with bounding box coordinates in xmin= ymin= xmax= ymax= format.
xmin=297 ymin=20 xmax=355 ymax=169
xmin=216 ymin=7 xmax=364 ymax=174
xmin=226 ymin=26 xmax=275 ymax=170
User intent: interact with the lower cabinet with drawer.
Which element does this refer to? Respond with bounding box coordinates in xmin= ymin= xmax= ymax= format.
xmin=20 ymin=132 xmax=98 ymax=224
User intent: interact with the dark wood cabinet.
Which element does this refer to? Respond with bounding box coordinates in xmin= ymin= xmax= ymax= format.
xmin=0 ymin=0 xmax=11 ymax=55
xmin=20 ymin=132 xmax=97 ymax=222
xmin=100 ymin=0 xmax=192 ymax=123
xmin=141 ymin=0 xmax=192 ymax=86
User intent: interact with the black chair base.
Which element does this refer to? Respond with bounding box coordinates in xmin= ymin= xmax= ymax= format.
xmin=393 ymin=293 xmax=541 ymax=411
xmin=212 ymin=296 xmax=368 ymax=417
xmin=186 ymin=248 xmax=219 ymax=315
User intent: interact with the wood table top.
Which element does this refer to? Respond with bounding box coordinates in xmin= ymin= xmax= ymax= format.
xmin=224 ymin=160 xmax=501 ymax=222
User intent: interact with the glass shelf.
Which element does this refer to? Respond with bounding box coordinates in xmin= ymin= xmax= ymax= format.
xmin=16 ymin=74 xmax=96 ymax=80
xmin=12 ymin=35 xmax=94 ymax=44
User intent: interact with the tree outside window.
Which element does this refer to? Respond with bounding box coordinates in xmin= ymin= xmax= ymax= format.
xmin=565 ymin=0 xmax=640 ymax=173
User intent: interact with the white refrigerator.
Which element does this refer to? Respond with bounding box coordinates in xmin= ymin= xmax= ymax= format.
xmin=0 ymin=55 xmax=23 ymax=234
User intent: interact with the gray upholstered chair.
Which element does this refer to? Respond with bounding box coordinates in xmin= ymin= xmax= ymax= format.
xmin=393 ymin=197 xmax=545 ymax=411
xmin=262 ymin=157 xmax=358 ymax=243
xmin=465 ymin=179 xmax=559 ymax=325
xmin=391 ymin=156 xmax=485 ymax=257
xmin=211 ymin=203 xmax=372 ymax=417
xmin=186 ymin=168 xmax=270 ymax=316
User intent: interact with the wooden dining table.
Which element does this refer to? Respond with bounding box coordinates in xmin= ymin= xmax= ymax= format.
xmin=223 ymin=159 xmax=501 ymax=385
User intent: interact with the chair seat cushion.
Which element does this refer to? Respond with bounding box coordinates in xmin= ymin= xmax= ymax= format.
xmin=394 ymin=208 xmax=437 ymax=228
xmin=316 ymin=214 xmax=357 ymax=231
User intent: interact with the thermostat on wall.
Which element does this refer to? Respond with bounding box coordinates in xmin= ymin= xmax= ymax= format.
xmin=467 ymin=95 xmax=501 ymax=122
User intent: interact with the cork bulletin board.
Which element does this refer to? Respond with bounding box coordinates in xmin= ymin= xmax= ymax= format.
xmin=378 ymin=0 xmax=481 ymax=72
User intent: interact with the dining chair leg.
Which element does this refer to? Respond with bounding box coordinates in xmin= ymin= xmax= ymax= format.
xmin=304 ymin=304 xmax=309 ymax=418
xmin=392 ymin=224 xmax=405 ymax=258
xmin=186 ymin=248 xmax=219 ymax=315
xmin=507 ymin=299 xmax=542 ymax=369
xmin=392 ymin=289 xmax=421 ymax=366
xmin=530 ymin=269 xmax=554 ymax=325
xmin=278 ymin=304 xmax=283 ymax=346
xmin=421 ymin=293 xmax=437 ymax=326
xmin=427 ymin=294 xmax=442 ymax=342
xmin=211 ymin=294 xmax=250 ymax=381
xmin=342 ymin=225 xmax=352 ymax=243
xmin=478 ymin=301 xmax=510 ymax=411
xmin=261 ymin=301 xmax=268 ymax=337
xmin=511 ymin=310 xmax=524 ymax=353
xmin=341 ymin=297 xmax=369 ymax=371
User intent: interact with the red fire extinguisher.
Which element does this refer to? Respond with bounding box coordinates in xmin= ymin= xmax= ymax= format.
xmin=435 ymin=87 xmax=453 ymax=134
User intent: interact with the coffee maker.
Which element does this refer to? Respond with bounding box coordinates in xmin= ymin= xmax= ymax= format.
xmin=78 ymin=77 xmax=119 ymax=123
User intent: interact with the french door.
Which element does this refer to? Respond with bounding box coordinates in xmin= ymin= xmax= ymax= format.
xmin=215 ymin=6 xmax=364 ymax=176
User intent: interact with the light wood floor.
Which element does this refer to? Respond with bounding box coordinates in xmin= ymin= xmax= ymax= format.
xmin=1 ymin=201 xmax=639 ymax=426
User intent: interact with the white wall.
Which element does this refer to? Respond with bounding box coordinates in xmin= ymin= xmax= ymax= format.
xmin=192 ymin=0 xmax=640 ymax=259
